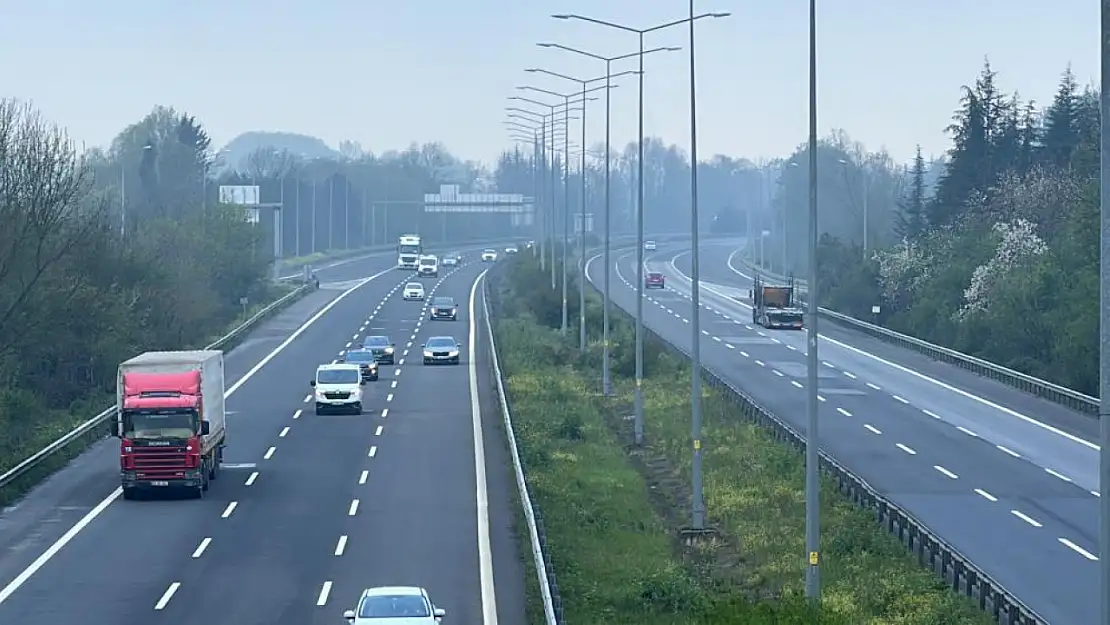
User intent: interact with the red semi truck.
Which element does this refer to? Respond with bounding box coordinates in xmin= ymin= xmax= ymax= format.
xmin=114 ymin=350 xmax=227 ymax=499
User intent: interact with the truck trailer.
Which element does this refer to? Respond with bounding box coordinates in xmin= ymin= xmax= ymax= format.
xmin=114 ymin=350 xmax=226 ymax=499
xmin=750 ymin=273 xmax=804 ymax=329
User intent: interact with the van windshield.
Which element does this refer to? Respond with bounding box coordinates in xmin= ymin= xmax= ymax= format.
xmin=317 ymin=369 xmax=359 ymax=384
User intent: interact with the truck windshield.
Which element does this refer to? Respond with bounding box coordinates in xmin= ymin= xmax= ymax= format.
xmin=122 ymin=409 xmax=197 ymax=440
xmin=399 ymin=244 xmax=420 ymax=255
xmin=317 ymin=369 xmax=359 ymax=384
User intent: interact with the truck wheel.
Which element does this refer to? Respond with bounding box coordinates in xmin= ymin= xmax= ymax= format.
xmin=201 ymin=464 xmax=211 ymax=492
xmin=209 ymin=449 xmax=221 ymax=480
xmin=122 ymin=487 xmax=137 ymax=500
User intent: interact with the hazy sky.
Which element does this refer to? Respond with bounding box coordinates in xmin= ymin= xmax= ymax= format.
xmin=0 ymin=0 xmax=1097 ymax=167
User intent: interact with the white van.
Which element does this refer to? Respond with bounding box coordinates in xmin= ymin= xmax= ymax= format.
xmin=417 ymin=255 xmax=438 ymax=277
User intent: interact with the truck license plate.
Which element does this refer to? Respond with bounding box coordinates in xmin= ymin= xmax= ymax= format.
xmin=150 ymin=481 xmax=169 ymax=486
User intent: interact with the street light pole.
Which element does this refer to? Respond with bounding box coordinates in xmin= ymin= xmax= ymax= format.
xmin=1099 ymin=2 xmax=1110 ymax=624
xmin=553 ymin=10 xmax=728 ymax=447
xmin=563 ymin=95 xmax=570 ymax=335
xmin=537 ymin=44 xmax=679 ymax=397
xmin=687 ymin=0 xmax=707 ymax=531
xmin=804 ymin=0 xmax=822 ymax=601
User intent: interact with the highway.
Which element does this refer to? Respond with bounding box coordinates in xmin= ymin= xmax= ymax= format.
xmin=0 ymin=246 xmax=525 ymax=625
xmin=586 ymin=239 xmax=1099 ymax=625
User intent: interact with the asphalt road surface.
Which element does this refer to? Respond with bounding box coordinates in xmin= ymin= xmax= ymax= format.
xmin=0 ymin=245 xmax=525 ymax=625
xmin=586 ymin=239 xmax=1098 ymax=625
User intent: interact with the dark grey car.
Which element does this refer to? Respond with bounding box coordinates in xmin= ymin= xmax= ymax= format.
xmin=361 ymin=335 xmax=396 ymax=365
xmin=429 ymin=296 xmax=457 ymax=321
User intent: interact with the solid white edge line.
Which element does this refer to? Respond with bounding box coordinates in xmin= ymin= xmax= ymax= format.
xmin=0 ymin=265 xmax=394 ymax=606
xmin=468 ymin=268 xmax=499 ymax=625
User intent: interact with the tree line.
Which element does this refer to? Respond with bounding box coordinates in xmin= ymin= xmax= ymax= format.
xmin=0 ymin=100 xmax=484 ymax=474
xmin=790 ymin=61 xmax=1099 ymax=395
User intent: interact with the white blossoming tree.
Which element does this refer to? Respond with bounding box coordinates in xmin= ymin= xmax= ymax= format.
xmin=956 ymin=218 xmax=1048 ymax=320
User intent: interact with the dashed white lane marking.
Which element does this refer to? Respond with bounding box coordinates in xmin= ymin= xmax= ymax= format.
xmin=739 ymin=350 xmax=749 ymax=357
xmin=895 ymin=443 xmax=916 ymax=455
xmin=790 ymin=380 xmax=803 ymax=388
xmin=864 ymin=424 xmax=881 ymax=435
xmin=386 ymin=393 xmax=394 ymax=402
xmin=381 ymin=408 xmax=389 ymax=418
xmin=866 ymin=382 xmax=881 ymax=391
xmin=836 ymin=407 xmax=852 ymax=417
xmin=891 ymin=395 xmax=909 ymax=404
xmin=316 ymin=581 xmax=333 ymax=606
xmin=772 ymin=370 xmax=784 ymax=377
xmin=349 ymin=499 xmax=360 ymax=516
xmin=293 ymin=409 xmax=302 ymax=419
xmin=922 ymin=408 xmax=941 ymax=419
xmin=191 ymin=537 xmax=212 ymax=558
xmin=996 ymin=445 xmax=1021 ymax=458
xmin=263 ymin=446 xmax=276 ymax=460
xmin=375 ymin=425 xmax=384 ymax=436
xmin=245 ymin=472 xmax=259 ymax=486
xmin=334 ymin=535 xmax=348 ymax=556
xmin=934 ymin=465 xmax=959 ymax=479
xmin=221 ymin=501 xmax=238 ymax=518
xmin=154 ymin=582 xmax=181 ymax=610
xmin=391 ymin=381 xmax=398 ymax=389
xmin=1045 ymin=468 xmax=1073 ymax=483
xmin=843 ymin=371 xmax=857 ymax=379
xmin=956 ymin=426 xmax=978 ymax=437
xmin=754 ymin=360 xmax=765 ymax=367
xmin=359 ymin=470 xmax=368 ymax=485
xmin=1059 ymin=537 xmax=1099 ymax=560
xmin=394 ymin=368 xmax=401 ymax=376
xmin=345 ymin=342 xmax=351 ymax=348
xmin=279 ymin=426 xmax=290 ymax=438
xmin=368 ymin=446 xmax=377 ymax=458
xmin=1011 ymin=510 xmax=1042 ymax=527
xmin=303 ymin=394 xmax=312 ymax=402
xmin=974 ymin=488 xmax=997 ymax=502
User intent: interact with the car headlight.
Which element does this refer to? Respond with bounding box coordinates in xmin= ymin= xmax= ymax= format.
xmin=351 ymin=388 xmax=362 ymax=398
xmin=423 ymin=351 xmax=433 ymax=357
xmin=315 ymin=391 xmax=326 ymax=400
xmin=384 ymin=347 xmax=394 ymax=353
xmin=447 ymin=350 xmax=459 ymax=357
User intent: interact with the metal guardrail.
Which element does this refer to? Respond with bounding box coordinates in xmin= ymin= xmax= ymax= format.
xmin=737 ymin=256 xmax=1098 ymax=415
xmin=0 ymin=283 xmax=313 ymax=492
xmin=481 ymin=265 xmax=563 ymax=625
xmin=579 ymin=275 xmax=1047 ymax=625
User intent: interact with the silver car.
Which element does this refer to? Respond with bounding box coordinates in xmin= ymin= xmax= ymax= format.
xmin=344 ymin=586 xmax=445 ymax=624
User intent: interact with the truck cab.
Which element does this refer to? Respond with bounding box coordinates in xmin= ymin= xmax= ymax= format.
xmin=398 ymin=235 xmax=422 ymax=269
xmin=750 ymin=274 xmax=804 ymax=330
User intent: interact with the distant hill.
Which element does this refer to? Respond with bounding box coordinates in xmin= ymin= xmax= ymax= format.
xmin=219 ymin=131 xmax=341 ymax=171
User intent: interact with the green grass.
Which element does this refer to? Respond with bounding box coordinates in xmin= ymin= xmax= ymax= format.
xmin=490 ymin=253 xmax=996 ymax=625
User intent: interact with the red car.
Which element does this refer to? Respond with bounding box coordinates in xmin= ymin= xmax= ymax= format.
xmin=645 ymin=272 xmax=666 ymax=289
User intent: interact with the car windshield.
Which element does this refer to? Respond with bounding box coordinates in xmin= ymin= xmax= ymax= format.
xmin=426 ymin=338 xmax=456 ymax=349
xmin=406 ymin=283 xmax=422 ymax=290
xmin=358 ymin=594 xmax=430 ymax=618
xmin=363 ymin=336 xmax=389 ymax=348
xmin=317 ymin=368 xmax=359 ymax=384
xmin=484 ymin=249 xmax=494 ymax=253
xmin=649 ymin=273 xmax=662 ymax=279
xmin=432 ymin=297 xmax=454 ymax=306
xmin=345 ymin=351 xmax=374 ymax=363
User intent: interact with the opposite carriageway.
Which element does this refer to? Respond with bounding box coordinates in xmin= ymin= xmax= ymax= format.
xmin=586 ymin=239 xmax=1098 ymax=625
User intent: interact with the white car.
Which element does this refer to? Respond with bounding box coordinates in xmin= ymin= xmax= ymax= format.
xmin=344 ymin=586 xmax=445 ymax=624
xmin=442 ymin=253 xmax=459 ymax=267
xmin=481 ymin=249 xmax=498 ymax=262
xmin=504 ymin=245 xmax=518 ymax=254
xmin=311 ymin=364 xmax=363 ymax=415
xmin=403 ymin=282 xmax=425 ymax=300
xmin=644 ymin=240 xmax=657 ymax=251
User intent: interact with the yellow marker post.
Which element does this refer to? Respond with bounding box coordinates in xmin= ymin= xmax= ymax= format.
xmin=808 ymin=551 xmax=820 ymax=566
xmin=693 ymin=439 xmax=701 ymax=451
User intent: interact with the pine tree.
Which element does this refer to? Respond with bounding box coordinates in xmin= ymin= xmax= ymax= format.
xmin=895 ymin=145 xmax=928 ymax=240
xmin=1042 ymin=65 xmax=1080 ymax=168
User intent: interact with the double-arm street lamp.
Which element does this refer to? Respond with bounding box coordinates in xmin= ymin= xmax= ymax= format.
xmin=525 ymin=67 xmax=641 ymax=353
xmin=536 ymin=43 xmax=679 ymax=396
xmin=551 ymin=11 xmax=728 ymax=482
xmin=516 ymin=83 xmax=614 ymax=335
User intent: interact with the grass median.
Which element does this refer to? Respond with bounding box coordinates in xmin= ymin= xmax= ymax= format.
xmin=490 ymin=252 xmax=994 ymax=625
